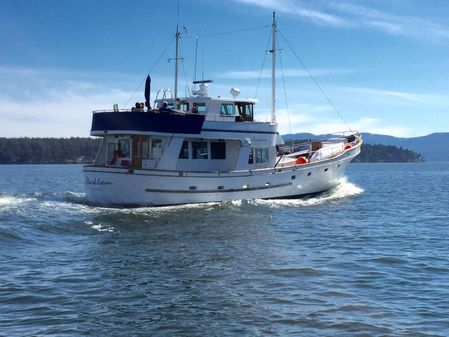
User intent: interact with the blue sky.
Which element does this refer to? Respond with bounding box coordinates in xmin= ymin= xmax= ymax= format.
xmin=1 ymin=0 xmax=449 ymax=137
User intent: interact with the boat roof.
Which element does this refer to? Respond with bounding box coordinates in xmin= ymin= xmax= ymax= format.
xmin=155 ymin=96 xmax=258 ymax=104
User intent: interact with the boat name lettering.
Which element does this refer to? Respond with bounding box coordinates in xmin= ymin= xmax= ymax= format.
xmin=251 ymin=137 xmax=265 ymax=142
xmin=86 ymin=177 xmax=113 ymax=186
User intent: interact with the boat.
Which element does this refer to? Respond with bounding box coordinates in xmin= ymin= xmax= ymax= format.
xmin=83 ymin=13 xmax=361 ymax=206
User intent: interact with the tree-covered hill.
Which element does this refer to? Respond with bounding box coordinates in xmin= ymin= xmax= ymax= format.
xmin=0 ymin=138 xmax=424 ymax=164
xmin=0 ymin=138 xmax=100 ymax=164
xmin=353 ymin=143 xmax=424 ymax=163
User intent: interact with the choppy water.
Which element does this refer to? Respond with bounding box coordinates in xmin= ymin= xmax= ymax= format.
xmin=1 ymin=163 xmax=449 ymax=336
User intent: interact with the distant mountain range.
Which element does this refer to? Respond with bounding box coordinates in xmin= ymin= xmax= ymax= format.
xmin=284 ymin=132 xmax=449 ymax=162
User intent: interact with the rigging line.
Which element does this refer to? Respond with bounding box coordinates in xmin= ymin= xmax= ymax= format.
xmin=254 ymin=28 xmax=272 ymax=98
xmin=122 ymin=35 xmax=176 ymax=109
xmin=279 ymin=49 xmax=292 ymax=136
xmin=179 ymin=44 xmax=191 ymax=97
xmin=198 ymin=24 xmax=270 ymax=39
xmin=277 ymin=29 xmax=352 ymax=131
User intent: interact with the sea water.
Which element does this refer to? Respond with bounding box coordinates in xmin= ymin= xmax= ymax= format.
xmin=0 ymin=163 xmax=448 ymax=336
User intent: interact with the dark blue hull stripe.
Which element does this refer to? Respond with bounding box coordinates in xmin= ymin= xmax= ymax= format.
xmin=91 ymin=111 xmax=205 ymax=134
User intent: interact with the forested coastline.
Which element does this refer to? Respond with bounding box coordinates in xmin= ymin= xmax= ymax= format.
xmin=0 ymin=138 xmax=423 ymax=164
xmin=352 ymin=144 xmax=424 ymax=163
xmin=0 ymin=138 xmax=100 ymax=164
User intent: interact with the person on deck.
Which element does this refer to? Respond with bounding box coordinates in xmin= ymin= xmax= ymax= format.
xmin=158 ymin=101 xmax=172 ymax=114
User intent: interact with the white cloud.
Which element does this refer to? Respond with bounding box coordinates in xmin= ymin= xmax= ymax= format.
xmin=333 ymin=2 xmax=449 ymax=42
xmin=233 ymin=0 xmax=351 ymax=27
xmin=0 ymin=90 xmax=132 ymax=137
xmin=0 ymin=66 xmax=154 ymax=137
xmin=342 ymin=86 xmax=449 ymax=106
xmin=351 ymin=117 xmax=411 ymax=137
xmin=231 ymin=0 xmax=449 ymax=43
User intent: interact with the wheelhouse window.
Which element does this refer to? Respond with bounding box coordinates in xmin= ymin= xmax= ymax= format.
xmin=211 ymin=142 xmax=226 ymax=159
xmin=179 ymin=141 xmax=189 ymax=159
xmin=220 ymin=103 xmax=235 ymax=116
xmin=118 ymin=139 xmax=130 ymax=157
xmin=236 ymin=102 xmax=254 ymax=121
xmin=192 ymin=141 xmax=208 ymax=159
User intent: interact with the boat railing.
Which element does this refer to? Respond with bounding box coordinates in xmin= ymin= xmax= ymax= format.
xmin=274 ymin=131 xmax=361 ymax=168
xmin=93 ymin=109 xmax=134 ymax=113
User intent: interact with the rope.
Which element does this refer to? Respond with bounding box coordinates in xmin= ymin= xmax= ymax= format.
xmin=122 ymin=35 xmax=175 ymax=109
xmin=279 ymin=49 xmax=292 ymax=135
xmin=254 ymin=28 xmax=272 ymax=98
xmin=277 ymin=29 xmax=352 ymax=131
xmin=199 ymin=25 xmax=270 ymax=39
xmin=179 ymin=44 xmax=191 ymax=97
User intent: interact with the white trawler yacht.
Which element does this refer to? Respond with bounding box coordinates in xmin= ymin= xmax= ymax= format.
xmin=84 ymin=13 xmax=361 ymax=206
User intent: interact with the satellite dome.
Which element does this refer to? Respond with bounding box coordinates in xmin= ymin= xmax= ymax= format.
xmin=230 ymin=87 xmax=240 ymax=98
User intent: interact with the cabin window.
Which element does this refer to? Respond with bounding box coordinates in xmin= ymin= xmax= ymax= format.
xmin=256 ymin=148 xmax=269 ymax=163
xmin=151 ymin=139 xmax=162 ymax=159
xmin=142 ymin=140 xmax=149 ymax=159
xmin=107 ymin=143 xmax=116 ymax=163
xmin=220 ymin=103 xmax=235 ymax=116
xmin=211 ymin=142 xmax=226 ymax=159
xmin=192 ymin=141 xmax=208 ymax=159
xmin=178 ymin=102 xmax=189 ymax=112
xmin=118 ymin=139 xmax=130 ymax=157
xmin=193 ymin=102 xmax=206 ymax=113
xmin=249 ymin=147 xmax=269 ymax=164
xmin=179 ymin=141 xmax=189 ymax=159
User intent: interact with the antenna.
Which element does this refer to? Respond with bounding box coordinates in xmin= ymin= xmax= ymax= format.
xmin=193 ymin=36 xmax=198 ymax=92
xmin=201 ymin=48 xmax=204 ymax=82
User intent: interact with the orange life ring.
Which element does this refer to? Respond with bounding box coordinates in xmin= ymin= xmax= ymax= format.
xmin=295 ymin=156 xmax=308 ymax=165
xmin=344 ymin=144 xmax=352 ymax=151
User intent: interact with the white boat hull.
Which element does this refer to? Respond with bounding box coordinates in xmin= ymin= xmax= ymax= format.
xmin=84 ymin=146 xmax=360 ymax=206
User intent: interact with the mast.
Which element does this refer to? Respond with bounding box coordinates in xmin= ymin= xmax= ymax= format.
xmin=193 ymin=36 xmax=198 ymax=92
xmin=174 ymin=25 xmax=180 ymax=100
xmin=271 ymin=11 xmax=276 ymax=124
xmin=170 ymin=0 xmax=182 ymax=100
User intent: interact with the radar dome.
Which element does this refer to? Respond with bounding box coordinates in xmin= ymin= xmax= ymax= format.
xmin=230 ymin=87 xmax=240 ymax=98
